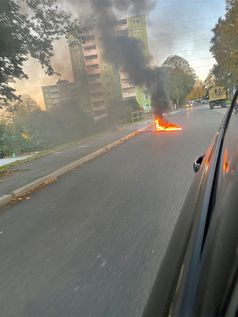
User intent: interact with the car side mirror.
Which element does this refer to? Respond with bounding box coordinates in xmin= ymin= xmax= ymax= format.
xmin=193 ymin=155 xmax=205 ymax=173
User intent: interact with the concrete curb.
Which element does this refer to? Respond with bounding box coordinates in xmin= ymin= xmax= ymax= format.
xmin=0 ymin=125 xmax=150 ymax=208
xmin=0 ymin=195 xmax=13 ymax=208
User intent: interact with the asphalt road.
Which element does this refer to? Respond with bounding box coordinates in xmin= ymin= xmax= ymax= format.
xmin=0 ymin=105 xmax=226 ymax=317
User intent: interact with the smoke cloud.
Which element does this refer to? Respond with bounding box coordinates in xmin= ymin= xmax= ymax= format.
xmin=68 ymin=0 xmax=169 ymax=115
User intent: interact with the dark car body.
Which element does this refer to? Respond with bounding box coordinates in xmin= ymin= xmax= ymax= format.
xmin=143 ymin=91 xmax=238 ymax=316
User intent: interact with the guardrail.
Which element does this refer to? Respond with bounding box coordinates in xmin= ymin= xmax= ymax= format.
xmin=131 ymin=111 xmax=152 ymax=122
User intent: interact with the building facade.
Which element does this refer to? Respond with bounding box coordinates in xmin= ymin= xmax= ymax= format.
xmin=68 ymin=15 xmax=151 ymax=121
xmin=69 ymin=30 xmax=122 ymax=120
xmin=115 ymin=15 xmax=151 ymax=112
xmin=42 ymin=80 xmax=80 ymax=111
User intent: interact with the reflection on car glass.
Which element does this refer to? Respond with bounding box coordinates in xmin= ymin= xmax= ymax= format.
xmin=234 ymin=98 xmax=238 ymax=114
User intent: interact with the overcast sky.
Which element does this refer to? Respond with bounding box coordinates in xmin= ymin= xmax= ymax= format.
xmin=149 ymin=0 xmax=226 ymax=78
xmin=15 ymin=0 xmax=226 ymax=107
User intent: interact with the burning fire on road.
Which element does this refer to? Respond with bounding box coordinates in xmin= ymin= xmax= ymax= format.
xmin=154 ymin=116 xmax=182 ymax=132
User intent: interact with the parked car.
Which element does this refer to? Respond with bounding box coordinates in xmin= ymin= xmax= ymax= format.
xmin=143 ymin=90 xmax=238 ymax=317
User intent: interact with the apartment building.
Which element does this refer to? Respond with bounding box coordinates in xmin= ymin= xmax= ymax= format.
xmin=42 ymin=80 xmax=80 ymax=111
xmin=69 ymin=30 xmax=122 ymax=120
xmin=69 ymin=15 xmax=151 ymax=120
xmin=115 ymin=15 xmax=151 ymax=111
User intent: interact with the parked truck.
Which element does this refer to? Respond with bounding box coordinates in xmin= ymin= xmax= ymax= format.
xmin=209 ymin=86 xmax=227 ymax=109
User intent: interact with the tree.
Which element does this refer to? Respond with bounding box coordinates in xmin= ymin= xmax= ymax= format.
xmin=0 ymin=0 xmax=83 ymax=102
xmin=162 ymin=55 xmax=196 ymax=78
xmin=186 ymin=80 xmax=205 ymax=100
xmin=52 ymin=99 xmax=95 ymax=141
xmin=162 ymin=55 xmax=196 ymax=105
xmin=204 ymin=70 xmax=216 ymax=90
xmin=12 ymin=95 xmax=40 ymax=139
xmin=124 ymin=98 xmax=141 ymax=111
xmin=210 ymin=0 xmax=238 ymax=83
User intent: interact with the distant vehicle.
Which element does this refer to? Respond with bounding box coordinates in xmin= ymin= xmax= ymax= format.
xmin=209 ymin=86 xmax=227 ymax=109
xmin=143 ymin=90 xmax=238 ymax=317
xmin=193 ymin=99 xmax=202 ymax=105
xmin=186 ymin=100 xmax=193 ymax=108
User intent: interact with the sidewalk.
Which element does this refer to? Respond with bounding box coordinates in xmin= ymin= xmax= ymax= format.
xmin=0 ymin=155 xmax=32 ymax=167
xmin=0 ymin=119 xmax=152 ymax=199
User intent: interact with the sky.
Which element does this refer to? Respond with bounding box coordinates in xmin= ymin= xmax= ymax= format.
xmin=14 ymin=0 xmax=226 ymax=108
xmin=149 ymin=0 xmax=226 ymax=78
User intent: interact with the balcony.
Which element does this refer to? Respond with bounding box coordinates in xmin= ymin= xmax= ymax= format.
xmin=114 ymin=19 xmax=128 ymax=32
xmin=92 ymin=104 xmax=106 ymax=111
xmin=89 ymin=82 xmax=102 ymax=89
xmin=83 ymin=34 xmax=96 ymax=45
xmin=122 ymin=87 xmax=136 ymax=98
xmin=93 ymin=109 xmax=108 ymax=121
xmin=123 ymin=92 xmax=136 ymax=99
xmin=85 ymin=58 xmax=99 ymax=66
xmin=119 ymin=71 xmax=129 ymax=80
xmin=89 ymin=85 xmax=103 ymax=93
xmin=90 ymin=92 xmax=104 ymax=101
xmin=86 ymin=64 xmax=101 ymax=75
xmin=87 ymin=74 xmax=101 ymax=84
xmin=85 ymin=60 xmax=99 ymax=66
xmin=83 ymin=49 xmax=98 ymax=57
xmin=121 ymin=79 xmax=135 ymax=89
xmin=86 ymin=69 xmax=101 ymax=75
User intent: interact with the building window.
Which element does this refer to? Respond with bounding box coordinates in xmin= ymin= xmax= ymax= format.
xmin=88 ymin=74 xmax=101 ymax=82
xmin=85 ymin=54 xmax=98 ymax=61
xmin=117 ymin=30 xmax=128 ymax=36
xmin=84 ymin=45 xmax=97 ymax=51
xmin=93 ymin=101 xmax=105 ymax=107
xmin=90 ymin=83 xmax=102 ymax=89
xmin=117 ymin=19 xmax=127 ymax=25
xmin=133 ymin=19 xmax=141 ymax=24
xmin=91 ymin=91 xmax=103 ymax=98
xmin=122 ymin=87 xmax=136 ymax=94
xmin=87 ymin=64 xmax=99 ymax=70
xmin=122 ymin=79 xmax=134 ymax=85
xmin=93 ymin=109 xmax=107 ymax=116
xmin=84 ymin=35 xmax=95 ymax=42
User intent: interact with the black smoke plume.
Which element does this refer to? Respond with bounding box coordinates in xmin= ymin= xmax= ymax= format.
xmin=69 ymin=0 xmax=169 ymax=115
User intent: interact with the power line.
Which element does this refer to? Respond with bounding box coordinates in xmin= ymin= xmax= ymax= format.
xmin=149 ymin=39 xmax=212 ymax=50
xmin=187 ymin=57 xmax=215 ymax=62
xmin=154 ymin=0 xmax=218 ymax=10
xmin=156 ymin=16 xmax=219 ymax=28
xmin=156 ymin=27 xmax=213 ymax=36
xmin=171 ymin=38 xmax=212 ymax=45
xmin=192 ymin=64 xmax=214 ymax=69
xmin=153 ymin=46 xmax=211 ymax=54
xmin=154 ymin=0 xmax=216 ymax=4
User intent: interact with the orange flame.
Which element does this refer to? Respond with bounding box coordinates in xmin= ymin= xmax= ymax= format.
xmin=223 ymin=148 xmax=230 ymax=174
xmin=154 ymin=116 xmax=182 ymax=132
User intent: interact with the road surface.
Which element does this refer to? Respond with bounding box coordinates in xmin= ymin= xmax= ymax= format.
xmin=0 ymin=105 xmax=226 ymax=316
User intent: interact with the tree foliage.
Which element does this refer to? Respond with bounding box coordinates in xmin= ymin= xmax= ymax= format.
xmin=204 ymin=70 xmax=216 ymax=90
xmin=0 ymin=0 xmax=83 ymax=102
xmin=162 ymin=55 xmax=196 ymax=78
xmin=162 ymin=55 xmax=196 ymax=104
xmin=186 ymin=80 xmax=205 ymax=100
xmin=0 ymin=94 xmax=96 ymax=156
xmin=210 ymin=0 xmax=238 ymax=83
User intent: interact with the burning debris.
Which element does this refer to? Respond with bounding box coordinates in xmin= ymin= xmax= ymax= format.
xmin=154 ymin=116 xmax=182 ymax=132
